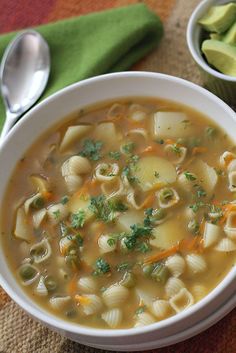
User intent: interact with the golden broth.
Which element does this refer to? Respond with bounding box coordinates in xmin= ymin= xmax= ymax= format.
xmin=1 ymin=98 xmax=236 ymax=329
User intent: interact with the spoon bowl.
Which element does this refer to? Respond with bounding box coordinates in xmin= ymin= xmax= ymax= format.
xmin=0 ymin=29 xmax=50 ymax=140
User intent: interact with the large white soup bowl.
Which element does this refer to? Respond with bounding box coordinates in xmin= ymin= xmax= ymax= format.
xmin=0 ymin=72 xmax=236 ymax=351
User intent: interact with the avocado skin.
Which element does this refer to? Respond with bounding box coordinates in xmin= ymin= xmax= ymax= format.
xmin=202 ymin=39 xmax=236 ymax=77
xmin=198 ymin=3 xmax=236 ymax=34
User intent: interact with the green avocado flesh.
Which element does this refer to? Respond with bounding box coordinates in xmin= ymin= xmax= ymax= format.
xmin=202 ymin=39 xmax=236 ymax=76
xmin=223 ymin=22 xmax=236 ymax=45
xmin=198 ymin=3 xmax=236 ymax=33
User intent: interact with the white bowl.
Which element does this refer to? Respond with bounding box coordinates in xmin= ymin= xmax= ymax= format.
xmin=186 ymin=0 xmax=236 ymax=107
xmin=0 ymin=72 xmax=236 ymax=351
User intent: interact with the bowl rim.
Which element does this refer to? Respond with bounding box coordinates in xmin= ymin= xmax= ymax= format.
xmin=0 ymin=71 xmax=236 ymax=339
xmin=186 ymin=0 xmax=236 ymax=83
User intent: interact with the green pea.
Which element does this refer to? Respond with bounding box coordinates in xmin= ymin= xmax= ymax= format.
xmin=120 ymin=272 xmax=136 ymax=288
xmin=32 ymin=196 xmax=45 ymax=209
xmin=159 ymin=189 xmax=174 ymax=203
xmin=151 ymin=263 xmax=169 ymax=284
xmin=44 ymin=275 xmax=57 ymax=292
xmin=142 ymin=264 xmax=154 ymax=277
xmin=19 ymin=264 xmax=37 ymax=281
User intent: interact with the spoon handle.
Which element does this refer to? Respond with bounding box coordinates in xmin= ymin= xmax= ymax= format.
xmin=0 ymin=111 xmax=19 ymax=144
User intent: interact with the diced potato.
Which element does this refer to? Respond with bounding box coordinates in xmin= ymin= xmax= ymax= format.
xmin=150 ymin=219 xmax=187 ymax=250
xmin=133 ymin=156 xmax=177 ymax=191
xmin=153 ymin=112 xmax=195 ymax=139
xmin=94 ymin=122 xmax=120 ymax=145
xmin=68 ymin=194 xmax=93 ymax=222
xmin=14 ymin=207 xmax=32 ymax=242
xmin=59 ymin=125 xmax=92 ymax=152
xmin=117 ymin=210 xmax=143 ymax=231
xmin=189 ymin=159 xmax=218 ymax=196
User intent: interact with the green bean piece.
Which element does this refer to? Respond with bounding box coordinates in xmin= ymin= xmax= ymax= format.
xmin=188 ymin=219 xmax=200 ymax=235
xmin=159 ymin=189 xmax=174 ymax=204
xmin=44 ymin=275 xmax=57 ymax=292
xmin=19 ymin=264 xmax=37 ymax=281
xmin=120 ymin=272 xmax=136 ymax=288
xmin=142 ymin=264 xmax=154 ymax=277
xmin=31 ymin=196 xmax=45 ymax=209
xmin=151 ymin=263 xmax=169 ymax=284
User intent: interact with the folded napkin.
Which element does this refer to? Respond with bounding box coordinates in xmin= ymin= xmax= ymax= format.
xmin=0 ymin=3 xmax=163 ymax=131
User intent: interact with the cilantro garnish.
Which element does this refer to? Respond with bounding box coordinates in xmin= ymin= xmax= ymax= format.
xmin=184 ymin=171 xmax=197 ymax=181
xmin=79 ymin=139 xmax=103 ymax=161
xmin=93 ymin=258 xmax=110 ymax=276
xmin=121 ymin=142 xmax=135 ymax=155
xmin=89 ymin=195 xmax=127 ymax=223
xmin=71 ymin=209 xmax=86 ymax=228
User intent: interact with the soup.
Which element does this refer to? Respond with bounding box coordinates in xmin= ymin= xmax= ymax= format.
xmin=1 ymin=98 xmax=236 ymax=329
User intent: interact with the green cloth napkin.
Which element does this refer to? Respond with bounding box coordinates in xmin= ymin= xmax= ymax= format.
xmin=0 ymin=3 xmax=163 ymax=131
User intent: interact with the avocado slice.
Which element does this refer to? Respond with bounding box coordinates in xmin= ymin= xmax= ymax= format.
xmin=223 ymin=22 xmax=236 ymax=45
xmin=202 ymin=39 xmax=236 ymax=77
xmin=198 ymin=3 xmax=236 ymax=33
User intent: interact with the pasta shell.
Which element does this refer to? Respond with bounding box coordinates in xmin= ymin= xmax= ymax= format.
xmin=30 ymin=239 xmax=52 ymax=264
xmin=219 ymin=151 xmax=236 ymax=169
xmin=14 ymin=207 xmax=32 ymax=242
xmin=101 ymin=177 xmax=125 ymax=199
xmin=50 ymin=296 xmax=71 ymax=311
xmin=24 ymin=192 xmax=42 ymax=214
xmin=79 ymin=294 xmax=103 ymax=316
xmin=177 ymin=172 xmax=197 ymax=192
xmin=64 ymin=175 xmax=83 ymax=193
xmin=165 ymin=254 xmax=185 ymax=277
xmin=34 ymin=276 xmax=48 ymax=296
xmin=185 ymin=254 xmax=207 ymax=274
xmin=47 ymin=203 xmax=69 ymax=224
xmin=107 ymin=103 xmax=125 ymax=119
xmin=152 ymin=300 xmax=172 ymax=319
xmin=101 ymin=308 xmax=123 ymax=328
xmin=156 ymin=188 xmax=180 ymax=209
xmin=102 ymin=285 xmax=129 ymax=308
xmin=33 ymin=208 xmax=47 ymax=229
xmin=169 ymin=288 xmax=194 ymax=313
xmin=95 ymin=163 xmax=119 ymax=182
xmin=59 ymin=236 xmax=73 ymax=256
xmin=98 ymin=234 xmax=117 ymax=254
xmin=77 ymin=276 xmax=97 ymax=293
xmin=191 ymin=284 xmax=207 ymax=301
xmin=228 ymin=171 xmax=236 ymax=192
xmin=18 ymin=263 xmax=39 ymax=286
xmin=62 ymin=156 xmax=91 ymax=176
xmin=134 ymin=312 xmax=156 ymax=327
xmin=165 ymin=277 xmax=185 ymax=298
xmin=203 ymin=222 xmax=221 ymax=248
xmin=59 ymin=125 xmax=92 ymax=152
xmin=227 ymin=158 xmax=236 ymax=172
xmin=126 ymin=128 xmax=148 ymax=140
xmin=164 ymin=144 xmax=187 ymax=165
xmin=214 ymin=238 xmax=236 ymax=252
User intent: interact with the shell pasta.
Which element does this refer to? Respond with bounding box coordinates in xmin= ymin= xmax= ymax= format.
xmin=1 ymin=98 xmax=236 ymax=330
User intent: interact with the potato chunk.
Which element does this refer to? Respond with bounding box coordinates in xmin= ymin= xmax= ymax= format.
xmin=153 ymin=112 xmax=195 ymax=139
xmin=68 ymin=194 xmax=93 ymax=222
xmin=150 ymin=219 xmax=187 ymax=250
xmin=133 ymin=156 xmax=177 ymax=191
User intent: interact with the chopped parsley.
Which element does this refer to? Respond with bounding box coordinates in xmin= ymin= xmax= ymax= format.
xmin=135 ymin=306 xmax=146 ymax=315
xmin=137 ymin=242 xmax=150 ymax=253
xmin=107 ymin=237 xmax=116 ymax=247
xmin=89 ymin=195 xmax=127 ymax=223
xmin=122 ymin=166 xmax=139 ymax=184
xmin=52 ymin=210 xmax=61 ymax=220
xmin=61 ymin=195 xmax=69 ymax=205
xmin=93 ymin=257 xmax=110 ymax=276
xmin=171 ymin=144 xmax=181 ymax=155
xmin=74 ymin=233 xmax=84 ymax=246
xmin=121 ymin=142 xmax=135 ymax=155
xmin=79 ymin=139 xmax=103 ymax=161
xmin=156 ymin=138 xmax=164 ymax=145
xmin=116 ymin=262 xmax=131 ymax=272
xmin=189 ymin=201 xmax=205 ymax=213
xmin=71 ymin=209 xmax=86 ymax=228
xmin=109 ymin=151 xmax=121 ymax=160
xmin=124 ymin=223 xmax=152 ymax=250
xmin=196 ymin=187 xmax=207 ymax=198
xmin=184 ymin=171 xmax=197 ymax=181
xmin=154 ymin=171 xmax=160 ymax=179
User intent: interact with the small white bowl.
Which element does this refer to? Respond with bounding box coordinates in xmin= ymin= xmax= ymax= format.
xmin=187 ymin=0 xmax=236 ymax=107
xmin=0 ymin=72 xmax=236 ymax=351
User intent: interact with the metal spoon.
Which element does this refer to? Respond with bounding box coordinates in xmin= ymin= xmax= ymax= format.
xmin=0 ymin=29 xmax=50 ymax=141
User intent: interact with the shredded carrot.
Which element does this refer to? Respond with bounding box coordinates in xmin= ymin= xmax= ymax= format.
xmin=42 ymin=191 xmax=53 ymax=201
xmin=224 ymin=154 xmax=234 ymax=167
xmin=179 ymin=236 xmax=203 ymax=253
xmin=165 ymin=139 xmax=175 ymax=145
xmin=67 ymin=274 xmax=78 ymax=296
xmin=74 ymin=295 xmax=91 ymax=306
xmin=141 ymin=194 xmax=155 ymax=209
xmin=192 ymin=146 xmax=207 ymax=155
xmin=219 ymin=204 xmax=236 ymax=225
xmin=144 ymin=244 xmax=179 ymax=264
xmin=141 ymin=143 xmax=163 ymax=156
